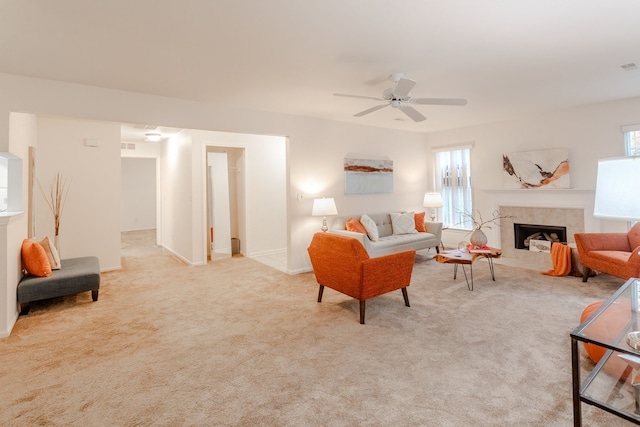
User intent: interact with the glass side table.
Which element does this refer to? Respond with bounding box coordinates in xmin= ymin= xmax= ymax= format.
xmin=571 ymin=277 xmax=640 ymax=426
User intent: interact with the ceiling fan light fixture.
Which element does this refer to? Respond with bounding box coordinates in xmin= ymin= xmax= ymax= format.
xmin=145 ymin=132 xmax=162 ymax=142
xmin=334 ymin=72 xmax=467 ymax=123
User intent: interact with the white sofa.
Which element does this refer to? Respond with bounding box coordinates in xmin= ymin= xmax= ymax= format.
xmin=329 ymin=213 xmax=442 ymax=258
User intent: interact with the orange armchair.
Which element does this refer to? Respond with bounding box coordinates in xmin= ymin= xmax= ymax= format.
xmin=574 ymin=222 xmax=640 ymax=282
xmin=307 ymin=232 xmax=415 ymax=324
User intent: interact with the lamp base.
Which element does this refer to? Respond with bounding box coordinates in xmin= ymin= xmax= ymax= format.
xmin=321 ymin=217 xmax=329 ymax=232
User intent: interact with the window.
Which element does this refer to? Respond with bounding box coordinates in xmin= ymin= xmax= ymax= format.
xmin=623 ymin=125 xmax=639 ymax=226
xmin=433 ymin=145 xmax=473 ymax=229
xmin=624 ymin=129 xmax=640 ymax=156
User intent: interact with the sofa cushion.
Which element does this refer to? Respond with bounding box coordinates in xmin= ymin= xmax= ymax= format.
xmin=345 ymin=217 xmax=366 ymax=234
xmin=360 ymin=214 xmax=379 ymax=241
xmin=589 ymin=250 xmax=633 ymax=265
xmin=414 ymin=212 xmax=426 ymax=232
xmin=391 ymin=212 xmax=418 ymax=235
xmin=369 ymin=232 xmax=433 ymax=250
xmin=21 ymin=239 xmax=52 ymax=277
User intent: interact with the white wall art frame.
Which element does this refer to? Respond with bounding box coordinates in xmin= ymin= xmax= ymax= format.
xmin=502 ymin=148 xmax=570 ymax=189
xmin=344 ymin=154 xmax=393 ymax=194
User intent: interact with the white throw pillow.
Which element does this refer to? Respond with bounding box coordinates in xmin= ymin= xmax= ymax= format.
xmin=360 ymin=214 xmax=379 ymax=241
xmin=391 ymin=212 xmax=418 ymax=235
xmin=31 ymin=236 xmax=61 ymax=270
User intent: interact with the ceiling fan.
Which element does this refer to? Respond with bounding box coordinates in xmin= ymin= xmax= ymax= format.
xmin=334 ymin=73 xmax=467 ymax=122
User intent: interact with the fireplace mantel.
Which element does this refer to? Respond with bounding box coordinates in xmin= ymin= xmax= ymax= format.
xmin=481 ymin=188 xmax=594 ymax=194
xmin=481 ymin=188 xmax=595 ymax=212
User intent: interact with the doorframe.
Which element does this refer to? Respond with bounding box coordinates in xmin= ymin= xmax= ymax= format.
xmin=202 ymin=144 xmax=246 ymax=263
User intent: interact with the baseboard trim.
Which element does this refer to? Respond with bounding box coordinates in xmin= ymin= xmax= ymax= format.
xmin=0 ymin=310 xmax=18 ymax=339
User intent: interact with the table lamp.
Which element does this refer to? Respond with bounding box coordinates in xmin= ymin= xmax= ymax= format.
xmin=593 ymin=156 xmax=640 ymax=221
xmin=312 ymin=197 xmax=338 ymax=232
xmin=423 ymin=192 xmax=444 ymax=222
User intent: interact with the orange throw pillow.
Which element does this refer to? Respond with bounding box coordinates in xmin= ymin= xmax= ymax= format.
xmin=345 ymin=218 xmax=367 ymax=234
xmin=21 ymin=239 xmax=52 ymax=277
xmin=414 ymin=212 xmax=426 ymax=232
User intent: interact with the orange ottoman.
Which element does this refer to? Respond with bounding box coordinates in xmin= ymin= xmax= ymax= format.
xmin=581 ymin=300 xmax=632 ymax=380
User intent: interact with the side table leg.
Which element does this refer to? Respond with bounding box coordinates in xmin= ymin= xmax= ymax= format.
xmin=453 ymin=264 xmax=458 ymax=279
xmin=461 ymin=264 xmax=473 ymax=291
xmin=487 ymin=256 xmax=496 ymax=281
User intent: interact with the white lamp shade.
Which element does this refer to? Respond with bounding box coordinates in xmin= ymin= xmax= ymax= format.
xmin=312 ymin=197 xmax=338 ymax=216
xmin=423 ymin=192 xmax=444 ymax=208
xmin=593 ymin=156 xmax=640 ymax=221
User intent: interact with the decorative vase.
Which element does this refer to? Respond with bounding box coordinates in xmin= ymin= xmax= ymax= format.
xmin=54 ymin=234 xmax=60 ymax=255
xmin=469 ymin=228 xmax=488 ymax=247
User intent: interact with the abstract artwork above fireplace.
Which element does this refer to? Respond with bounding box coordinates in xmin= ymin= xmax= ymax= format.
xmin=502 ymin=148 xmax=570 ymax=189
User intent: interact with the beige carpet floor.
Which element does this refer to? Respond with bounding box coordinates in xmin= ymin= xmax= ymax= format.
xmin=0 ymin=230 xmax=634 ymax=426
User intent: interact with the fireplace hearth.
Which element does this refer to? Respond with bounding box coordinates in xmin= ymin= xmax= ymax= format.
xmin=514 ymin=223 xmax=567 ymax=250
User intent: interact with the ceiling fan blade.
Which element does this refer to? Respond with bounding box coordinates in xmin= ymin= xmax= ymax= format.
xmin=393 ymin=78 xmax=416 ymax=99
xmin=334 ymin=93 xmax=384 ymax=102
xmin=411 ymin=98 xmax=468 ymax=106
xmin=364 ymin=74 xmax=392 ymax=86
xmin=354 ymin=103 xmax=389 ymax=117
xmin=399 ymin=105 xmax=427 ymax=122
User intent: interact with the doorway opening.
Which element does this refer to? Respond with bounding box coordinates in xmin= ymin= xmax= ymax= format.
xmin=206 ymin=147 xmax=244 ymax=261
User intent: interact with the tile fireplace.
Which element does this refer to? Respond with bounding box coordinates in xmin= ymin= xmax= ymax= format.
xmin=499 ymin=206 xmax=584 ymax=271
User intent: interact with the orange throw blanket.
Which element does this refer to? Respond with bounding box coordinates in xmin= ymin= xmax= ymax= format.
xmin=543 ymin=242 xmax=572 ymax=276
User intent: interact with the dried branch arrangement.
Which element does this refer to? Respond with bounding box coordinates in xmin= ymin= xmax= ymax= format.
xmin=38 ymin=172 xmax=70 ymax=236
xmin=461 ymin=209 xmax=513 ymax=230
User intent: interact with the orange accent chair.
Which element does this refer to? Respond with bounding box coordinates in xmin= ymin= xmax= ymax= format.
xmin=307 ymin=232 xmax=415 ymax=324
xmin=574 ymin=222 xmax=640 ymax=282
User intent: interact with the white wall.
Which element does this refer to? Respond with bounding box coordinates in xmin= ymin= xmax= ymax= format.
xmin=0 ymin=112 xmax=36 ymax=337
xmin=121 ymin=157 xmax=156 ymax=231
xmin=426 ymin=96 xmax=640 ymax=247
xmin=192 ymin=130 xmax=287 ymax=265
xmin=35 ymin=117 xmax=121 ymax=269
xmin=159 ymin=130 xmax=194 ymax=263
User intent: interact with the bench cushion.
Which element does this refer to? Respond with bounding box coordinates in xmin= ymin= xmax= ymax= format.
xmin=17 ymin=256 xmax=100 ymax=304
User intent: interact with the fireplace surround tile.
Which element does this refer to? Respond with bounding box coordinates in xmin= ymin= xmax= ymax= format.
xmin=498 ymin=206 xmax=585 ymax=272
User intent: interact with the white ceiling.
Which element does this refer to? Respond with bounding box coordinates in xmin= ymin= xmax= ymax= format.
xmin=2 ymin=1 xmax=640 ymax=133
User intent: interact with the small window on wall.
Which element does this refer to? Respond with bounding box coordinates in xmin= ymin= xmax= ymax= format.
xmin=623 ymin=125 xmax=639 ymax=226
xmin=432 ymin=144 xmax=473 ymax=230
xmin=0 ymin=152 xmax=23 ymax=214
xmin=624 ymin=127 xmax=640 ymax=156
